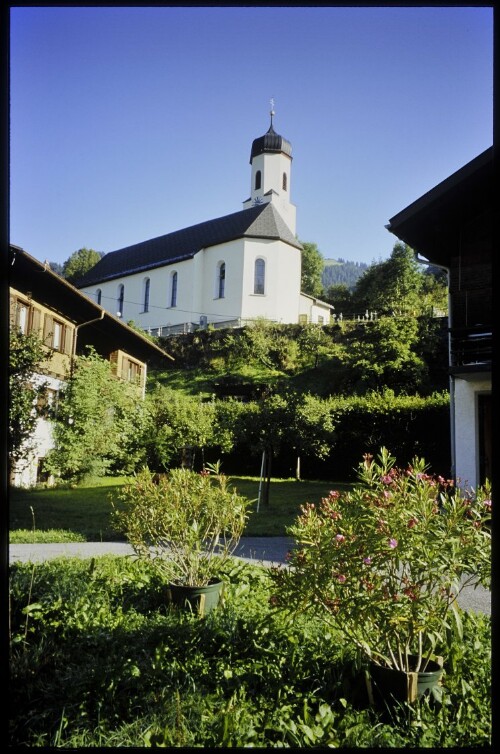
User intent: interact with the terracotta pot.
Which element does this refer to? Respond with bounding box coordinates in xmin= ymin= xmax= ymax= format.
xmin=167 ymin=579 xmax=223 ymax=617
xmin=366 ymin=654 xmax=443 ymax=705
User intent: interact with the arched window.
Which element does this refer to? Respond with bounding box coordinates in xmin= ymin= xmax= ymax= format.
xmin=117 ymin=284 xmax=124 ymax=317
xmin=218 ymin=262 xmax=226 ymax=298
xmin=282 ymin=172 xmax=287 ymax=191
xmin=170 ymin=271 xmax=178 ymax=307
xmin=254 ymin=258 xmax=265 ymax=295
xmin=255 ymin=170 xmax=262 ymax=190
xmin=143 ymin=278 xmax=150 ymax=313
xmin=96 ymin=289 xmax=102 ymax=306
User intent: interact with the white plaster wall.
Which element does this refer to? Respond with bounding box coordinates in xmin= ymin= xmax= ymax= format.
xmin=299 ymin=295 xmax=333 ymax=324
xmin=12 ymin=374 xmax=64 ymax=487
xmin=81 ymin=257 xmax=198 ymax=330
xmin=454 ymin=376 xmax=491 ymax=489
xmin=199 ymin=240 xmax=245 ymax=323
xmin=241 ymin=239 xmax=302 ymax=323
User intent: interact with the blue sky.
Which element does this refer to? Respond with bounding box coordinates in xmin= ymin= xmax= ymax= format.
xmin=9 ymin=5 xmax=493 ymax=267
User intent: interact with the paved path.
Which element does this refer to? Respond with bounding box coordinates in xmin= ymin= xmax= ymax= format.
xmin=9 ymin=537 xmax=490 ymax=616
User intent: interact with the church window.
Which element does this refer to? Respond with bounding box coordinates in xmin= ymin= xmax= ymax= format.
xmin=255 ymin=170 xmax=262 ymax=190
xmin=282 ymin=172 xmax=287 ymax=191
xmin=143 ymin=278 xmax=150 ymax=313
xmin=218 ymin=262 xmax=226 ymax=298
xmin=117 ymin=284 xmax=125 ymax=317
xmin=96 ymin=289 xmax=102 ymax=306
xmin=170 ymin=271 xmax=178 ymax=307
xmin=254 ymin=258 xmax=265 ymax=295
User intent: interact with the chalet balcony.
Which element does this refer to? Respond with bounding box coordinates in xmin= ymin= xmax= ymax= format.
xmin=450 ymin=325 xmax=492 ymax=371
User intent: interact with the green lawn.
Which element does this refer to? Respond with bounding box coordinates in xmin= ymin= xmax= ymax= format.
xmin=9 ymin=476 xmax=352 ymax=542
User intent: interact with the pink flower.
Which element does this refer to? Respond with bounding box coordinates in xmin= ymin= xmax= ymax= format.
xmin=335 ymin=534 xmax=346 ymax=543
xmin=388 ymin=538 xmax=398 ymax=549
xmin=336 ymin=573 xmax=346 ymax=583
xmin=484 ymin=499 xmax=492 ymax=508
xmin=363 ymin=557 xmax=372 ymax=565
xmin=407 ymin=518 xmax=418 ymax=528
xmin=381 ymin=475 xmax=393 ymax=485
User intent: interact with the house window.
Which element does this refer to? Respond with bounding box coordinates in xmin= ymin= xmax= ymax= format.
xmin=254 ymin=258 xmax=265 ymax=295
xmin=10 ymin=296 xmax=43 ymax=337
xmin=52 ymin=321 xmax=62 ymax=350
xmin=117 ymin=285 xmax=124 ymax=317
xmin=218 ymin=263 xmax=225 ymax=298
xmin=17 ymin=302 xmax=29 ymax=334
xmin=143 ymin=278 xmax=150 ymax=313
xmin=96 ymin=289 xmax=102 ymax=306
xmin=43 ymin=315 xmax=72 ymax=353
xmin=299 ymin=314 xmax=308 ymax=325
xmin=170 ymin=271 xmax=178 ymax=307
xmin=255 ymin=170 xmax=262 ymax=190
xmin=318 ymin=316 xmax=324 ymax=325
xmin=121 ymin=356 xmax=143 ymax=385
xmin=282 ymin=172 xmax=287 ymax=191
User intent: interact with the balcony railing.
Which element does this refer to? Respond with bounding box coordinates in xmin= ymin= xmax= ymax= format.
xmin=450 ymin=325 xmax=492 ymax=368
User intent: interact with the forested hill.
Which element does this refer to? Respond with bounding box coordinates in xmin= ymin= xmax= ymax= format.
xmin=322 ymin=258 xmax=369 ymax=291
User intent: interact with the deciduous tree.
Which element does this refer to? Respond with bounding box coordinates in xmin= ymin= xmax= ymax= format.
xmin=62 ymin=248 xmax=104 ymax=283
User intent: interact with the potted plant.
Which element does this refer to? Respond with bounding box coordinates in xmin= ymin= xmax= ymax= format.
xmin=111 ymin=462 xmax=253 ymax=616
xmin=271 ymin=447 xmax=491 ymax=704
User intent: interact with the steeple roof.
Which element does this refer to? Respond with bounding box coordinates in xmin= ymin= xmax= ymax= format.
xmin=250 ymin=114 xmax=292 ymax=163
xmin=76 ymin=203 xmax=302 ymax=287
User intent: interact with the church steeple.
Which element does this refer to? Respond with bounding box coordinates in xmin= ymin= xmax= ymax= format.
xmin=243 ymin=101 xmax=296 ymax=234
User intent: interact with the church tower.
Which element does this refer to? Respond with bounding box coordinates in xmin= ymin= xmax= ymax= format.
xmin=243 ymin=103 xmax=297 ymax=234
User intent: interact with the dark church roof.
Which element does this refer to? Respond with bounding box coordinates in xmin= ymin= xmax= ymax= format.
xmin=250 ymin=122 xmax=292 ymax=163
xmin=76 ymin=202 xmax=302 ymax=287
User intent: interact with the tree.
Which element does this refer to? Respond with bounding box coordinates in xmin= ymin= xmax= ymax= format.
xmin=9 ymin=329 xmax=47 ymax=476
xmin=299 ymin=240 xmax=324 ymax=298
xmin=139 ymin=385 xmax=218 ymax=471
xmin=45 ymin=347 xmax=144 ymax=481
xmin=324 ymin=283 xmax=355 ymax=316
xmin=352 ymin=242 xmax=424 ymax=316
xmin=62 ymin=248 xmax=104 ymax=283
xmin=341 ymin=315 xmax=427 ymax=394
xmin=48 ymin=261 xmax=64 ymax=276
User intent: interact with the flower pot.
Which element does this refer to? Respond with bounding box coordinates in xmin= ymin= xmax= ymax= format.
xmin=366 ymin=655 xmax=443 ymax=706
xmin=167 ymin=579 xmax=223 ymax=617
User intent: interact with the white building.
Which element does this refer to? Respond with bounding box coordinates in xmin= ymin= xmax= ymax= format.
xmin=77 ymin=113 xmax=333 ymax=333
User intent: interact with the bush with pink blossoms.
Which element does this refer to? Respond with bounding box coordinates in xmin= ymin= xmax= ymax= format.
xmin=271 ymin=447 xmax=491 ymax=673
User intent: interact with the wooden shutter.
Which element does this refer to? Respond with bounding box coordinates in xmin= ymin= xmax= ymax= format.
xmin=43 ymin=314 xmax=54 ymax=347
xmin=30 ymin=307 xmax=42 ymax=336
xmin=9 ymin=295 xmax=17 ymax=328
xmin=63 ymin=325 xmax=73 ymax=355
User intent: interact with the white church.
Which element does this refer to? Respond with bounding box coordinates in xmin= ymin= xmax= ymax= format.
xmin=77 ymin=110 xmax=333 ymax=334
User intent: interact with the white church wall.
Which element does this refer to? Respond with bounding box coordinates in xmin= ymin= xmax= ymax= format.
xmin=454 ymin=376 xmax=491 ymax=490
xmin=240 ymin=239 xmax=302 ymax=323
xmin=199 ymin=240 xmax=246 ymax=324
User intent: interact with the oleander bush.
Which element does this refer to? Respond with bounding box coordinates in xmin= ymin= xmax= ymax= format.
xmin=9 ymin=554 xmax=491 ymax=748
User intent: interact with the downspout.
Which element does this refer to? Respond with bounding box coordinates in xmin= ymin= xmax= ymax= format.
xmin=70 ymin=310 xmax=105 ymax=378
xmin=414 ymin=252 xmax=455 ymax=480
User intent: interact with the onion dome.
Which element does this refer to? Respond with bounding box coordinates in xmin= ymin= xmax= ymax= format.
xmin=250 ymin=109 xmax=292 ymax=163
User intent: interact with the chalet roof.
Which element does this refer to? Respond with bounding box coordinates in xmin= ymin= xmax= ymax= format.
xmin=386 ymin=147 xmax=493 ymax=267
xmin=9 ymin=246 xmax=174 ymax=364
xmin=76 ymin=202 xmax=302 ymax=287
